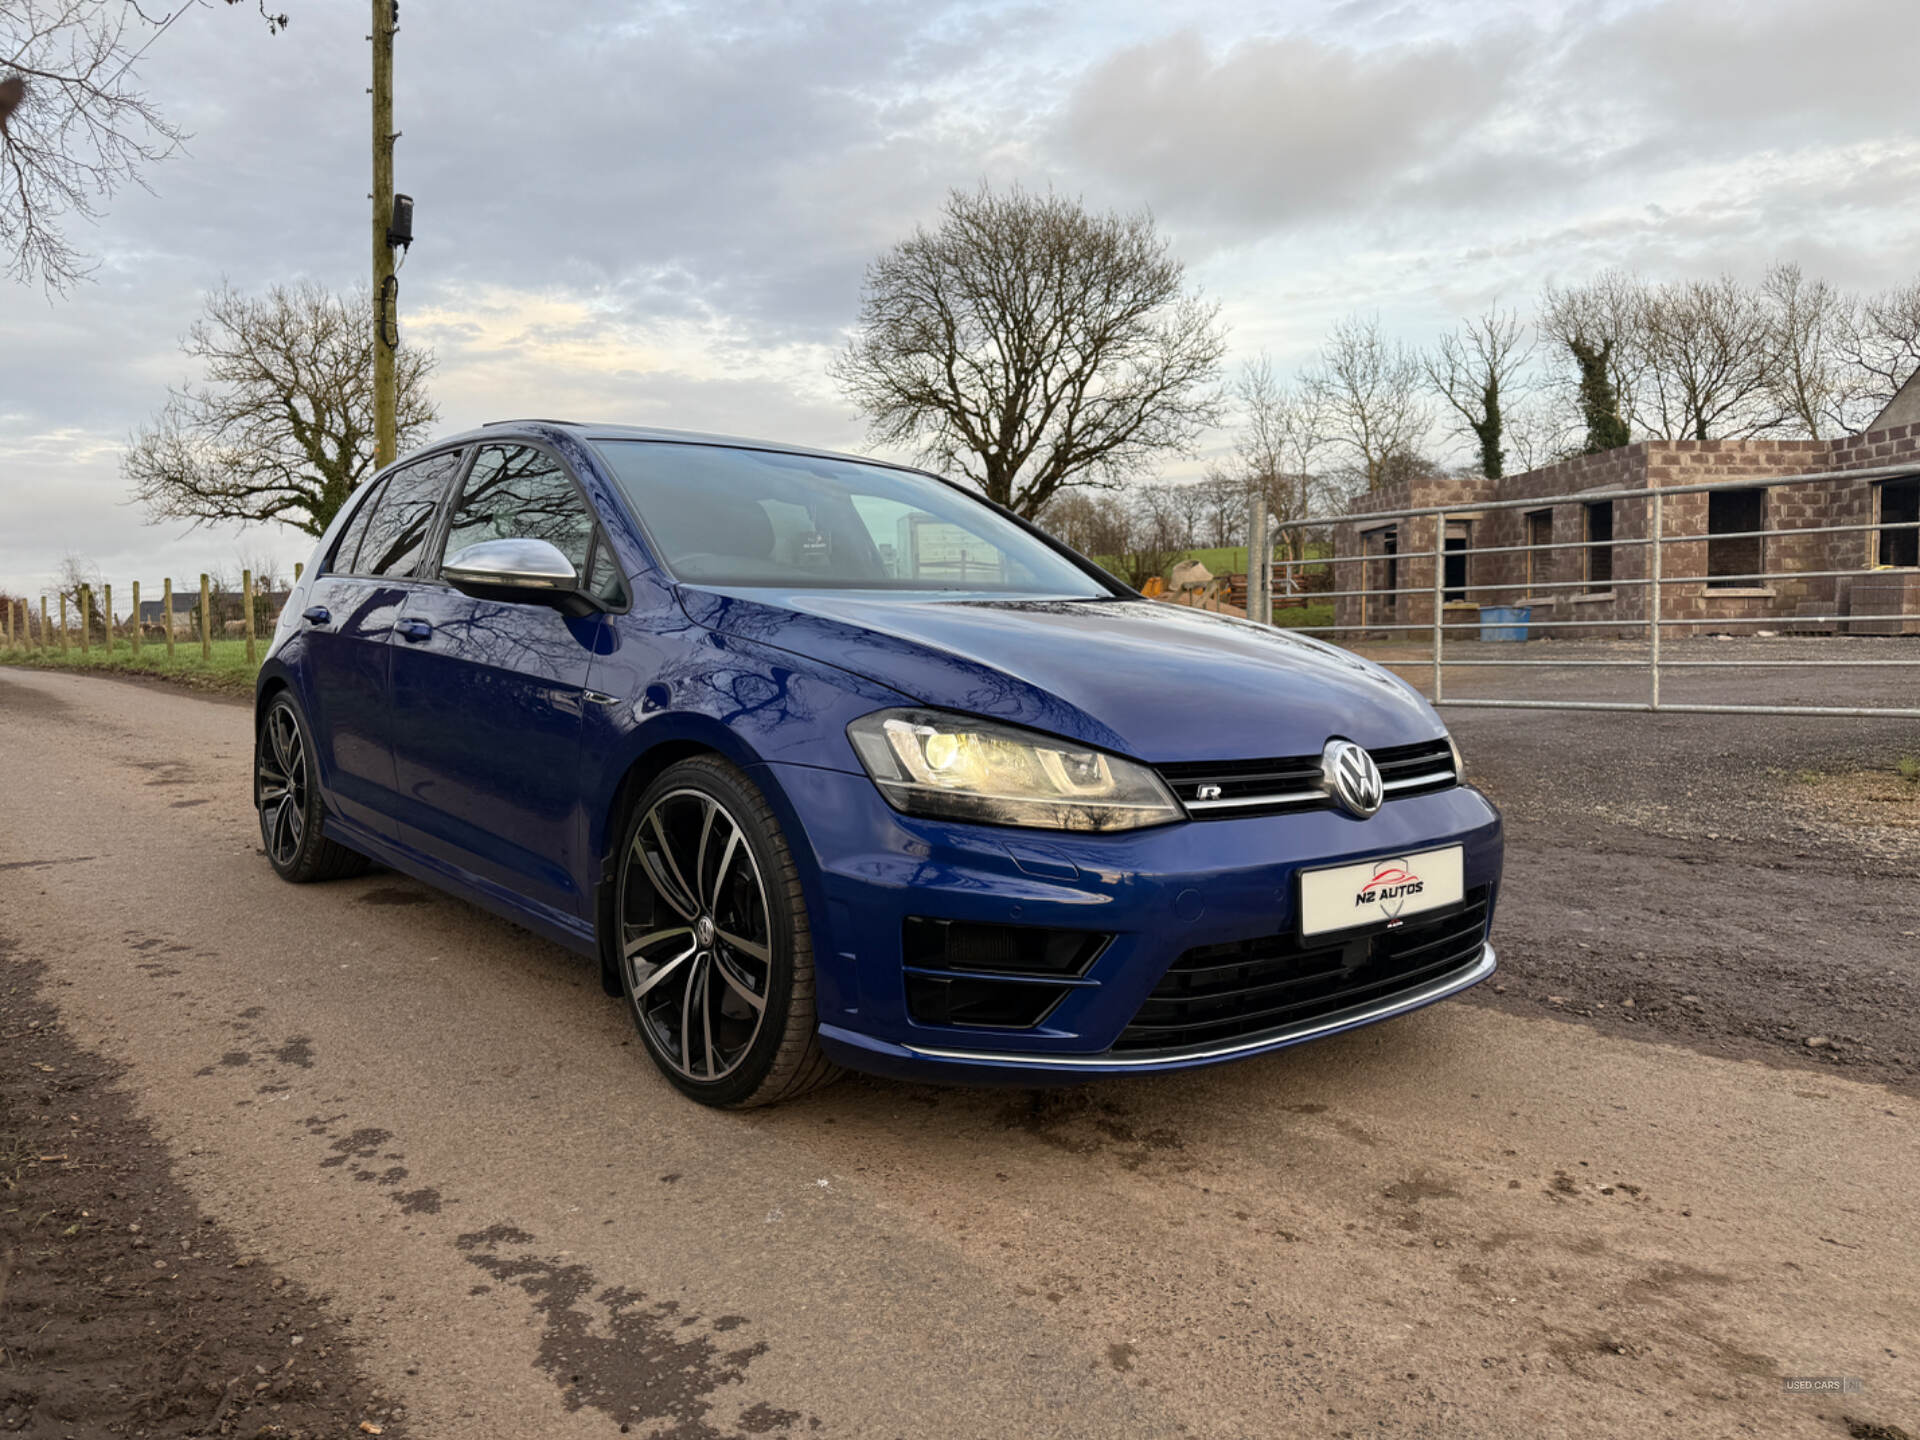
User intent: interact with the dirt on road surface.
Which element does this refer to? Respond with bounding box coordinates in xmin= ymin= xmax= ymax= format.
xmin=0 ymin=667 xmax=1914 ymax=1439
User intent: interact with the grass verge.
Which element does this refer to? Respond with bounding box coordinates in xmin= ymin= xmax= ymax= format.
xmin=0 ymin=637 xmax=260 ymax=698
xmin=1271 ymin=601 xmax=1335 ymax=632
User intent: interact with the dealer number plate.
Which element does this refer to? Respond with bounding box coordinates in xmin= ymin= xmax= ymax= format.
xmin=1299 ymin=845 xmax=1464 ymax=938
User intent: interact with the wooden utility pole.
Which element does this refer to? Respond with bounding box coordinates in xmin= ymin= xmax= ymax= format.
xmin=78 ymin=585 xmax=91 ymax=655
xmin=131 ymin=581 xmax=142 ymax=655
xmin=103 ymin=583 xmax=114 ymax=654
xmin=40 ymin=596 xmax=49 ymax=651
xmin=58 ymin=593 xmax=68 ymax=653
xmin=371 ymin=0 xmax=397 ymax=467
xmin=163 ymin=579 xmax=175 ymax=660
xmin=199 ymin=574 xmax=212 ymax=662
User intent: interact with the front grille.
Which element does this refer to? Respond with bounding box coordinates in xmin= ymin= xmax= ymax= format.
xmin=1159 ymin=737 xmax=1455 ymax=819
xmin=1111 ymin=888 xmax=1490 ymax=1054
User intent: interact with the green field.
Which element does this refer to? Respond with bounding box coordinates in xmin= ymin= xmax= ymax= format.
xmin=0 ymin=636 xmax=262 ymax=698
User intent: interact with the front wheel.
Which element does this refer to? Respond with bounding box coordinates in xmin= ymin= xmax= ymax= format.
xmin=613 ymin=756 xmax=838 ymax=1107
xmin=254 ymin=692 xmax=371 ymax=883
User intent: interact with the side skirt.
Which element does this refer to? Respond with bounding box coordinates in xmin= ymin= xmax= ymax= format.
xmin=323 ymin=813 xmax=601 ymax=960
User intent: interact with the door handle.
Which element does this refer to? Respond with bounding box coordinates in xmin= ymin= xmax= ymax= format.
xmin=397 ymin=618 xmax=433 ymax=643
xmin=302 ymin=605 xmax=331 ymax=625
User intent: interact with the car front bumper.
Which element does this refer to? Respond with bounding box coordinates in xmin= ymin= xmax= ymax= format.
xmin=761 ymin=762 xmax=1504 ymax=1085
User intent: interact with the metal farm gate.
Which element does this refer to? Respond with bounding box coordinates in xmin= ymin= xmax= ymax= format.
xmin=1266 ymin=463 xmax=1920 ymax=720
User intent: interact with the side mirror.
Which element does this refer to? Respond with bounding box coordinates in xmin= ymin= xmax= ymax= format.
xmin=442 ymin=538 xmax=593 ymax=614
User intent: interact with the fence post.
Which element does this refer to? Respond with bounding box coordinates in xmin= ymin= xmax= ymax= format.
xmin=79 ymin=585 xmax=92 ymax=655
xmin=242 ymin=569 xmax=257 ymax=665
xmin=58 ymin=593 xmax=69 ymax=653
xmin=3 ymin=598 xmax=11 ymax=649
xmin=103 ymin=583 xmax=114 ymax=655
xmin=1247 ymin=500 xmax=1271 ymax=626
xmin=131 ymin=580 xmax=142 ymax=656
xmin=1431 ymin=512 xmax=1446 ymax=703
xmin=1648 ymin=491 xmax=1663 ymax=712
xmin=199 ymin=574 xmax=212 ymax=661
xmin=39 ymin=596 xmax=48 ymax=651
xmin=163 ymin=578 xmax=175 ymax=660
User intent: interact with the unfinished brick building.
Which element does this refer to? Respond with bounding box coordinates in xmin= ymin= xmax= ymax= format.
xmin=1330 ymin=393 xmax=1920 ymax=641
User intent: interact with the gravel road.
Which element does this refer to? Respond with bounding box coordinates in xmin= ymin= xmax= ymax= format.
xmin=1 ymin=667 xmax=1914 ymax=1439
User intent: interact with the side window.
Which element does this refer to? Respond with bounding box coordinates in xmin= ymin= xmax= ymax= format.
xmin=444 ymin=445 xmax=597 ymax=577
xmin=354 ymin=451 xmax=463 ymax=578
xmin=328 ymin=477 xmax=387 ymax=575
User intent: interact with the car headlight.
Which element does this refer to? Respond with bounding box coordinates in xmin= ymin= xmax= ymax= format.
xmin=847 ymin=708 xmax=1183 ymax=832
xmin=1447 ymin=732 xmax=1466 ymax=782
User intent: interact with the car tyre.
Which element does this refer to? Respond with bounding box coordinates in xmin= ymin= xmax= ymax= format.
xmin=613 ymin=755 xmax=839 ymax=1108
xmin=254 ymin=691 xmax=372 ymax=883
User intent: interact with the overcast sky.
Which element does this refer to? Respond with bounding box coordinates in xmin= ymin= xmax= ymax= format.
xmin=4 ymin=0 xmax=1917 ymax=602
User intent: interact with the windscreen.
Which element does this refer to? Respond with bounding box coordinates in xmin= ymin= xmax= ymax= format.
xmin=595 ymin=441 xmax=1112 ymax=595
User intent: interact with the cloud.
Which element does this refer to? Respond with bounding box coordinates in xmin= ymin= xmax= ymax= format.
xmin=1055 ymin=27 xmax=1517 ymax=231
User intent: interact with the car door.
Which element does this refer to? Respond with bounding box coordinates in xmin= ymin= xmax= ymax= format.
xmin=387 ymin=442 xmax=615 ymax=920
xmin=297 ymin=456 xmax=456 ymax=838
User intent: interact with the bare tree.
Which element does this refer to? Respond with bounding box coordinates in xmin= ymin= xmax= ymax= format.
xmin=1305 ymin=314 xmax=1431 ymax=493
xmin=1217 ymin=354 xmax=1326 ymax=560
xmin=1540 ymin=271 xmax=1643 ymax=454
xmin=1159 ymin=478 xmax=1211 ymax=551
xmin=2 ymin=2 xmax=289 ymax=290
xmin=831 ymin=183 xmax=1228 ymax=519
xmin=125 ymin=282 xmax=437 ymax=537
xmin=1033 ymin=490 xmax=1111 ymax=558
xmin=1193 ymin=473 xmax=1246 ymax=548
xmin=1425 ymin=309 xmax=1531 ymax=479
xmin=1503 ymin=394 xmax=1577 ymax=472
xmin=1634 ymin=274 xmax=1779 ymax=440
xmin=1836 ymin=278 xmax=1920 ymax=422
xmin=1760 ymin=262 xmax=1864 ymax=439
xmin=1117 ymin=483 xmax=1189 ymax=588
xmin=54 ymin=552 xmax=103 ymax=639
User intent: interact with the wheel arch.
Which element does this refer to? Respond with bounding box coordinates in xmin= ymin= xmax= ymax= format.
xmin=253 ymin=665 xmax=293 ymax=731
xmin=592 ymin=726 xmax=749 ymax=995
xmin=588 ymin=718 xmax=831 ymax=999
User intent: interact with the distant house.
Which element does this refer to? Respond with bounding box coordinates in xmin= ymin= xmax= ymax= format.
xmin=1330 ymin=373 xmax=1920 ymax=640
xmin=137 ymin=591 xmax=200 ymax=636
xmin=136 ymin=588 xmax=294 ymax=635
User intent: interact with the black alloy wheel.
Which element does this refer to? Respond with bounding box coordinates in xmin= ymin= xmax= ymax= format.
xmin=614 ymin=756 xmax=837 ymax=1107
xmin=254 ymin=692 xmax=370 ymax=883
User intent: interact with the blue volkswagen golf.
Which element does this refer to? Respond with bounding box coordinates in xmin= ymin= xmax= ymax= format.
xmin=256 ymin=421 xmax=1502 ymax=1106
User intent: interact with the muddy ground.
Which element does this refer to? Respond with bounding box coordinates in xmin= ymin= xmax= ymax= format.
xmin=0 ymin=947 xmax=405 ymax=1439
xmin=1386 ymin=636 xmax=1920 ymax=1092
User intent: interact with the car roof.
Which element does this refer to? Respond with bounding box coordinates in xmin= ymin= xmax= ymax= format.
xmin=428 ymin=419 xmax=915 ymax=473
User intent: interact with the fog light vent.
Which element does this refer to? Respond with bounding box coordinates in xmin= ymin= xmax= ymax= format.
xmin=905 ymin=974 xmax=1067 ymax=1029
xmin=903 ymin=918 xmax=1107 ymax=977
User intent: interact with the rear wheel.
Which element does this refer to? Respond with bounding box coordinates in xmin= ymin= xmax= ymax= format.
xmin=614 ymin=756 xmax=838 ymax=1107
xmin=254 ymin=692 xmax=371 ymax=883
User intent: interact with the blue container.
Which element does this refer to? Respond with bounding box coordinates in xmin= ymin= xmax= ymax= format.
xmin=1478 ymin=605 xmax=1532 ymax=642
